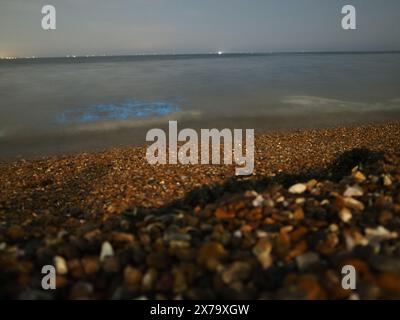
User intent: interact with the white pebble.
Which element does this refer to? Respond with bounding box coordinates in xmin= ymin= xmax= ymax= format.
xmin=288 ymin=183 xmax=307 ymax=194
xmin=344 ymin=186 xmax=363 ymax=197
xmin=383 ymin=175 xmax=392 ymax=187
xmin=252 ymin=195 xmax=264 ymax=207
xmin=54 ymin=256 xmax=68 ymax=275
xmin=100 ymin=241 xmax=114 ymax=261
xmin=339 ymin=208 xmax=352 ymax=223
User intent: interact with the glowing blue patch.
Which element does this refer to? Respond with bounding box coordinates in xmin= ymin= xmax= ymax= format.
xmin=56 ymin=100 xmax=181 ymax=124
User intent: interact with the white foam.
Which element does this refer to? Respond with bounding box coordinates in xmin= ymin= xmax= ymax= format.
xmin=282 ymin=95 xmax=400 ymax=113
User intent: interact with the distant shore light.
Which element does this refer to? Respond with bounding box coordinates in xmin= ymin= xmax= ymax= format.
xmin=218 ymin=51 xmax=223 ymax=55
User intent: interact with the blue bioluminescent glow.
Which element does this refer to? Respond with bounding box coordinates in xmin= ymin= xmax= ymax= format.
xmin=56 ymin=100 xmax=181 ymax=124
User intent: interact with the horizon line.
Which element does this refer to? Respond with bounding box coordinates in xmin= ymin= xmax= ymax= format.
xmin=1 ymin=50 xmax=400 ymax=60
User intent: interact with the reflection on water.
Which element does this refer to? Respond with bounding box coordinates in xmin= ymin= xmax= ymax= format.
xmin=56 ymin=100 xmax=181 ymax=124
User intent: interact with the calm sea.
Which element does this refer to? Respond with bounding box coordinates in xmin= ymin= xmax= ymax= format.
xmin=0 ymin=52 xmax=400 ymax=158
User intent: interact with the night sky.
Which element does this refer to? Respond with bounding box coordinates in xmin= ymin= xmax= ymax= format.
xmin=1 ymin=0 xmax=399 ymax=57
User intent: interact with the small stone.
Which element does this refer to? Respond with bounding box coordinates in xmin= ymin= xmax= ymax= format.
xmin=54 ymin=256 xmax=68 ymax=275
xmin=83 ymin=229 xmax=101 ymax=241
xmin=296 ymin=252 xmax=320 ymax=271
xmin=339 ymin=207 xmax=352 ymax=223
xmin=253 ymin=239 xmax=273 ymax=269
xmin=349 ymin=293 xmax=360 ymax=300
xmin=81 ymin=257 xmax=100 ymax=275
xmin=256 ymin=230 xmax=268 ymax=238
xmin=296 ymin=275 xmax=327 ymax=300
xmin=163 ymin=231 xmax=191 ymax=242
xmin=100 ymin=241 xmax=114 ymax=261
xmin=353 ymin=171 xmax=366 ymax=182
xmin=343 ymin=197 xmax=365 ymax=211
xmin=321 ymin=199 xmax=330 ymax=206
xmin=123 ymin=266 xmax=142 ymax=286
xmin=306 ymin=179 xmax=318 ymax=190
xmin=215 ymin=208 xmax=235 ymax=219
xmin=67 ymin=259 xmax=84 ymax=278
xmin=344 ymin=186 xmax=363 ymax=197
xmin=295 ymin=198 xmax=306 ymax=204
xmin=383 ymin=175 xmax=392 ymax=187
xmin=287 ymin=240 xmax=308 ymax=260
xmin=111 ymin=232 xmax=135 ymax=243
xmin=276 ymin=196 xmax=285 ymax=203
xmin=252 ymin=194 xmax=264 ymax=207
xmin=343 ymin=230 xmax=368 ymax=251
xmin=377 ymin=273 xmax=400 ymax=293
xmin=289 ymin=183 xmax=307 ymax=194
xmin=103 ymin=256 xmax=120 ymax=273
xmin=222 ymin=261 xmax=251 ymax=284
xmin=172 ymin=268 xmax=187 ymax=294
xmin=142 ymin=268 xmax=157 ymax=291
xmin=365 ymin=226 xmax=397 ymax=244
xmin=329 ymin=224 xmax=339 ymax=233
xmin=293 ymin=208 xmax=305 ymax=220
xmin=233 ymin=230 xmax=242 ymax=238
xmin=7 ymin=225 xmax=24 ymax=240
xmin=379 ymin=211 xmax=393 ymax=225
xmin=56 ymin=275 xmax=68 ymax=288
xmin=146 ymin=252 xmax=169 ymax=269
xmin=197 ymin=242 xmax=228 ymax=271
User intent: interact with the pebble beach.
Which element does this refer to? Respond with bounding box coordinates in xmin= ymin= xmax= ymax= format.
xmin=1 ymin=121 xmax=400 ymax=299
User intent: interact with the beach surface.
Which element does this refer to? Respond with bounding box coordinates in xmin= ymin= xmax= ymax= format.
xmin=1 ymin=121 xmax=400 ymax=299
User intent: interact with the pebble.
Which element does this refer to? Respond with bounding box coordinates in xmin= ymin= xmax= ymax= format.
xmin=100 ymin=241 xmax=114 ymax=261
xmin=81 ymin=257 xmax=100 ymax=275
xmin=233 ymin=230 xmax=242 ymax=238
xmin=365 ymin=226 xmax=398 ymax=244
xmin=253 ymin=239 xmax=273 ymax=269
xmin=142 ymin=268 xmax=157 ymax=291
xmin=343 ymin=197 xmax=365 ymax=211
xmin=123 ymin=266 xmax=142 ymax=286
xmin=296 ymin=252 xmax=320 ymax=271
xmin=215 ymin=208 xmax=235 ymax=219
xmin=2 ymin=123 xmax=400 ymax=300
xmin=339 ymin=207 xmax=352 ymax=223
xmin=293 ymin=208 xmax=305 ymax=220
xmin=67 ymin=259 xmax=85 ymax=278
xmin=306 ymin=179 xmax=318 ymax=190
xmin=197 ymin=242 xmax=228 ymax=271
xmin=353 ymin=171 xmax=366 ymax=182
xmin=172 ymin=268 xmax=187 ymax=294
xmin=54 ymin=256 xmax=68 ymax=275
xmin=344 ymin=186 xmax=364 ymax=197
xmin=111 ymin=232 xmax=135 ymax=243
xmin=289 ymin=183 xmax=307 ymax=194
xmin=222 ymin=261 xmax=252 ymax=284
xmin=252 ymin=195 xmax=264 ymax=207
xmin=7 ymin=226 xmax=24 ymax=240
xmin=329 ymin=224 xmax=339 ymax=233
xmin=383 ymin=175 xmax=392 ymax=187
xmin=103 ymin=256 xmax=120 ymax=273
